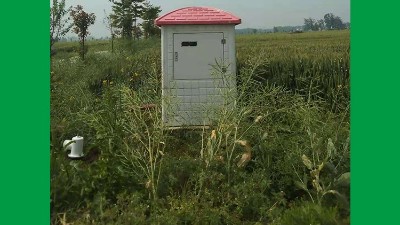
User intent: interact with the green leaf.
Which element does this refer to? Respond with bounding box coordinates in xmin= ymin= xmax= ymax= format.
xmin=325 ymin=189 xmax=340 ymax=196
xmin=317 ymin=162 xmax=324 ymax=172
xmin=243 ymin=108 xmax=253 ymax=115
xmin=343 ymin=136 xmax=350 ymax=153
xmin=324 ymin=161 xmax=338 ymax=175
xmin=261 ymin=132 xmax=268 ymax=141
xmin=324 ymin=190 xmax=349 ymax=208
xmin=303 ymin=173 xmax=308 ymax=185
xmin=302 ymin=154 xmax=313 ymax=170
xmin=306 ymin=128 xmax=311 ymax=136
xmin=326 ymin=138 xmax=336 ymax=159
xmin=335 ymin=172 xmax=350 ymax=187
xmin=294 ymin=181 xmax=308 ymax=191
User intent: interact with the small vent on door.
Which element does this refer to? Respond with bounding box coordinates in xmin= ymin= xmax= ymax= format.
xmin=181 ymin=41 xmax=197 ymax=47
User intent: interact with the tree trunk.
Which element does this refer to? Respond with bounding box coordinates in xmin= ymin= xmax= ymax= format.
xmin=134 ymin=19 xmax=137 ymax=41
xmin=111 ymin=36 xmax=114 ymax=53
xmin=82 ymin=37 xmax=85 ymax=60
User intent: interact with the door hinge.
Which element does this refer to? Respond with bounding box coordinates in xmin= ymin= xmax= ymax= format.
xmin=221 ymin=38 xmax=226 ymax=44
xmin=174 ymin=52 xmax=178 ymax=61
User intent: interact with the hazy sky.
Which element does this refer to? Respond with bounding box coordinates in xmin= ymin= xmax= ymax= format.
xmin=60 ymin=0 xmax=350 ymax=38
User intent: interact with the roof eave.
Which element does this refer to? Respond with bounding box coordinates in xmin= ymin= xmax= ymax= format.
xmin=155 ymin=19 xmax=241 ymax=27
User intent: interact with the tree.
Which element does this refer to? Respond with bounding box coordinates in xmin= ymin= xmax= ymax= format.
xmin=332 ymin=16 xmax=345 ymax=30
xmin=70 ymin=5 xmax=96 ymax=60
xmin=323 ymin=13 xmax=335 ymax=29
xmin=50 ymin=0 xmax=72 ymax=49
xmin=316 ymin=19 xmax=325 ymax=31
xmin=132 ymin=26 xmax=143 ymax=39
xmin=132 ymin=0 xmax=145 ymax=40
xmin=273 ymin=26 xmax=278 ymax=33
xmin=103 ymin=10 xmax=119 ymax=53
xmin=109 ymin=0 xmax=145 ymax=39
xmin=323 ymin=13 xmax=344 ymax=30
xmin=304 ymin=18 xmax=317 ymax=31
xmin=110 ymin=0 xmax=133 ymax=39
xmin=141 ymin=1 xmax=161 ymax=38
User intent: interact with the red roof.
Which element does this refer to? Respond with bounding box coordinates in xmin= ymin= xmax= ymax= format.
xmin=155 ymin=7 xmax=241 ymax=26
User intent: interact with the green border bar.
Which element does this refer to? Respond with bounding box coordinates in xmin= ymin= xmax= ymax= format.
xmin=352 ymin=0 xmax=400 ymax=224
xmin=0 ymin=1 xmax=49 ymax=224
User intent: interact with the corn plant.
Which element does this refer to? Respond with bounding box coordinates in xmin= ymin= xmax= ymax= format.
xmin=294 ymin=134 xmax=350 ymax=207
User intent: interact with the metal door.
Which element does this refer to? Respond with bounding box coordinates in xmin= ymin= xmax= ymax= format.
xmin=169 ymin=32 xmax=225 ymax=126
xmin=173 ymin=33 xmax=224 ymax=80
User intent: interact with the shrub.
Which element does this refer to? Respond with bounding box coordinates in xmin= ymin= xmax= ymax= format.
xmin=272 ymin=201 xmax=345 ymax=225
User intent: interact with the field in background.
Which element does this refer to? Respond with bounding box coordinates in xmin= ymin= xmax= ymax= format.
xmin=51 ymin=30 xmax=350 ymax=225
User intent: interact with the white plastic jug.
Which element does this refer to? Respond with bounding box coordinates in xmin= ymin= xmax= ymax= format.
xmin=63 ymin=136 xmax=84 ymax=158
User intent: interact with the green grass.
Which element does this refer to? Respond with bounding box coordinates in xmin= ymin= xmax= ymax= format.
xmin=51 ymin=30 xmax=350 ymax=225
xmin=52 ymin=37 xmax=161 ymax=59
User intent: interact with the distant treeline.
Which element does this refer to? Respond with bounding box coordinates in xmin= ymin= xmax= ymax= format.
xmin=235 ymin=25 xmax=304 ymax=34
xmin=58 ymin=36 xmax=112 ymax=42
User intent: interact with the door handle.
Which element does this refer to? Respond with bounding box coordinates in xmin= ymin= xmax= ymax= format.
xmin=174 ymin=52 xmax=178 ymax=61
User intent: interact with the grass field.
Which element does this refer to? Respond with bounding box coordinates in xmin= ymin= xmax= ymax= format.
xmin=51 ymin=30 xmax=350 ymax=224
